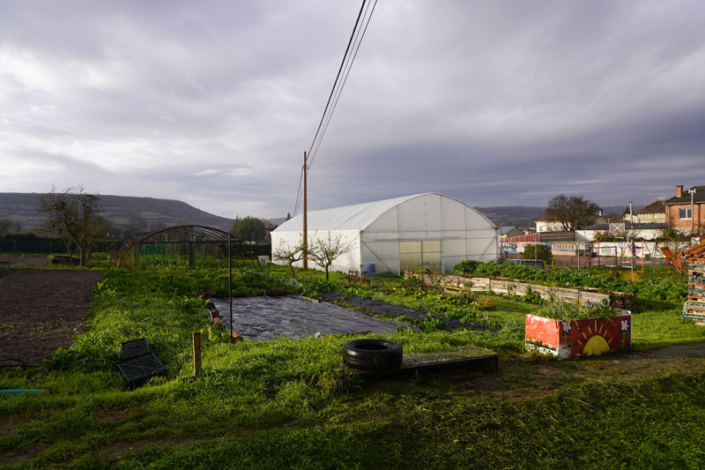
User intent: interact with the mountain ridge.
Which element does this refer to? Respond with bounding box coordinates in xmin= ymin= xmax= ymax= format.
xmin=0 ymin=192 xmax=235 ymax=233
xmin=0 ymin=192 xmax=635 ymax=234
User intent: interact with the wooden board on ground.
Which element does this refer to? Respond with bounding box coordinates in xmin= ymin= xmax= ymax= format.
xmin=349 ymin=349 xmax=499 ymax=380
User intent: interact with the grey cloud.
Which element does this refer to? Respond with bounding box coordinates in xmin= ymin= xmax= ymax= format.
xmin=1 ymin=1 xmax=704 ymax=218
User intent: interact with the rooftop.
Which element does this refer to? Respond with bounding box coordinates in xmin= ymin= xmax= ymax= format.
xmin=636 ymin=199 xmax=666 ymax=215
xmin=666 ymin=186 xmax=705 ymax=205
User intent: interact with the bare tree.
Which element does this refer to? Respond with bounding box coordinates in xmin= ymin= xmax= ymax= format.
xmin=0 ymin=218 xmax=12 ymax=237
xmin=308 ymin=234 xmax=355 ymax=280
xmin=37 ymin=186 xmax=102 ymax=266
xmin=546 ymin=194 xmax=601 ymax=231
xmin=272 ymin=237 xmax=305 ymax=276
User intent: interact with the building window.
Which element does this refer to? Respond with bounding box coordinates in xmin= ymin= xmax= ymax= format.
xmin=679 ymin=208 xmax=692 ymax=219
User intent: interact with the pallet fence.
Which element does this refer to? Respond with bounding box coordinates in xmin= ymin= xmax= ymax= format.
xmin=405 ymin=272 xmax=635 ymax=310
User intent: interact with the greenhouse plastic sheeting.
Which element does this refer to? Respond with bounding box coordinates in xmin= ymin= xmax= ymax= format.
xmin=272 ymin=193 xmax=498 ymax=275
xmin=211 ymin=296 xmax=415 ymax=341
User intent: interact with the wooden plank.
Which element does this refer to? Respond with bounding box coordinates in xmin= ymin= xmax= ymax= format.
xmin=351 ymin=354 xmax=499 ymax=380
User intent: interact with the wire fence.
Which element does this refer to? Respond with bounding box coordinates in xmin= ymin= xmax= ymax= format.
xmin=1 ymin=236 xmax=272 ymax=259
xmin=0 ymin=236 xmax=68 ymax=254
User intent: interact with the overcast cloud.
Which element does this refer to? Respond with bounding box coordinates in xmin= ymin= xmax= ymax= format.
xmin=1 ymin=0 xmax=705 ymax=218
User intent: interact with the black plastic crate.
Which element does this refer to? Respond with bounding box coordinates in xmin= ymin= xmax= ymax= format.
xmin=121 ymin=338 xmax=151 ymax=361
xmin=118 ymin=353 xmax=167 ymax=390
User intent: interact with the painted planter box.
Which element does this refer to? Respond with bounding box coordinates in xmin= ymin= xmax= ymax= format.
xmin=525 ymin=313 xmax=632 ymax=360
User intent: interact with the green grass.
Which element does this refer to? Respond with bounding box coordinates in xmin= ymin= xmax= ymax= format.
xmin=0 ymin=265 xmax=704 ymax=468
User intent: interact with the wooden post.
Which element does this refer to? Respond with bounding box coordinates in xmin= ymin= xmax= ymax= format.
xmin=188 ymin=242 xmax=195 ymax=270
xmin=303 ymin=151 xmax=308 ymax=270
xmin=133 ymin=245 xmax=140 ymax=270
xmin=192 ymin=331 xmax=201 ymax=377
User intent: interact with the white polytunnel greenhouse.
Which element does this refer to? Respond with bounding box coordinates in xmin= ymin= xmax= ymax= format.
xmin=271 ymin=192 xmax=498 ymax=275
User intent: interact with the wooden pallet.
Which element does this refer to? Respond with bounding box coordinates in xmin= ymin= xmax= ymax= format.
xmin=685 ymin=259 xmax=705 ymax=324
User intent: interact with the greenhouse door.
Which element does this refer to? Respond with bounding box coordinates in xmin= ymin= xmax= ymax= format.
xmin=399 ymin=240 xmax=441 ymax=272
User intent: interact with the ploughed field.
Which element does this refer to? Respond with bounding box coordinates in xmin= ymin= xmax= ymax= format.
xmin=0 ymin=269 xmax=103 ymax=364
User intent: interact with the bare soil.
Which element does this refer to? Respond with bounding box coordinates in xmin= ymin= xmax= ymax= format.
xmin=0 ymin=269 xmax=104 ymax=364
xmin=0 ymin=254 xmax=51 ymax=268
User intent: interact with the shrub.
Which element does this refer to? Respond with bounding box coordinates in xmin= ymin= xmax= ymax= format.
xmin=453 ymin=260 xmax=479 ymax=274
xmin=523 ymin=244 xmax=553 ymax=262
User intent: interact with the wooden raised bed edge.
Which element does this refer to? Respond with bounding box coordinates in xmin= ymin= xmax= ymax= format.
xmin=405 ymin=272 xmax=635 ymax=310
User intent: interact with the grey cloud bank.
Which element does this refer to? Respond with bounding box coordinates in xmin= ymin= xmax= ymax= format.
xmin=1 ymin=0 xmax=704 ymax=219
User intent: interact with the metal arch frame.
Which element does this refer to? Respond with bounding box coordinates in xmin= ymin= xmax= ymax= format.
xmin=114 ymin=225 xmax=246 ymax=344
xmin=114 ymin=225 xmax=244 ymax=266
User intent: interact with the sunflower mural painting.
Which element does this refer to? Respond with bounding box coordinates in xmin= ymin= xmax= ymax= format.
xmin=525 ymin=313 xmax=632 ymax=360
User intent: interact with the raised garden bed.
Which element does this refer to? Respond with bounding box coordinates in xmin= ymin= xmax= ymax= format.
xmin=406 ymin=272 xmax=635 ymax=310
xmin=525 ymin=313 xmax=632 ymax=360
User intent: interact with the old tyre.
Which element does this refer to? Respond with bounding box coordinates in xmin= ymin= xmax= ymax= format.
xmin=343 ymin=339 xmax=403 ymax=371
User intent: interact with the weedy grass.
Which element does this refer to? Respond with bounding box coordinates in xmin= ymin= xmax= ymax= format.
xmin=0 ymin=265 xmax=703 ymax=468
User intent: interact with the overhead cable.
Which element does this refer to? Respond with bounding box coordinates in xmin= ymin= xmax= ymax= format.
xmin=293 ymin=0 xmax=376 ymax=216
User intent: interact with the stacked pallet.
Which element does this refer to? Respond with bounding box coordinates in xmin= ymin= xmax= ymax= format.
xmin=684 ymin=257 xmax=705 ymax=323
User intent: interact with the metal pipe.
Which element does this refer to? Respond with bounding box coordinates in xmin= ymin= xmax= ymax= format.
xmin=303 ymin=151 xmax=308 ymax=270
xmin=629 ymin=201 xmax=633 ymax=227
xmin=228 ymin=233 xmax=233 ymax=342
xmin=689 ymin=188 xmax=697 ymax=233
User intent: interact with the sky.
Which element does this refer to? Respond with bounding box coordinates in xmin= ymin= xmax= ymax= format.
xmin=1 ymin=0 xmax=705 ymax=219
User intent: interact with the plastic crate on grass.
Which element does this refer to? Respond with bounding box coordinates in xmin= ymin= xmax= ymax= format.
xmin=121 ymin=338 xmax=151 ymax=360
xmin=117 ymin=338 xmax=167 ymax=389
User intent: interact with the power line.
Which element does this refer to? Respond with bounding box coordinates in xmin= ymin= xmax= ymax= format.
xmin=306 ymin=0 xmax=367 ymax=162
xmin=308 ymin=0 xmax=377 ymax=169
xmin=292 ymin=165 xmax=304 ymax=217
xmin=293 ymin=0 xmax=376 ymax=216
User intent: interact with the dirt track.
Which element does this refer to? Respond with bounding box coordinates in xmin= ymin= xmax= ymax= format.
xmin=0 ymin=269 xmax=103 ymax=364
xmin=0 ymin=254 xmax=51 ymax=268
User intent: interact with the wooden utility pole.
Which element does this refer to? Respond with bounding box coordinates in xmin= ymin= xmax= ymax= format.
xmin=303 ymin=151 xmax=308 ymax=270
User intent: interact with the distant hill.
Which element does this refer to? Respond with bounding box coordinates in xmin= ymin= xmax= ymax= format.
xmin=475 ymin=206 xmax=546 ymax=228
xmin=475 ymin=205 xmax=635 ymax=228
xmin=2 ymin=191 xmax=634 ymax=238
xmin=0 ymin=193 xmax=234 ymax=233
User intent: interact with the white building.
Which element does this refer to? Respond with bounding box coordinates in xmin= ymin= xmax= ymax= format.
xmin=575 ymin=223 xmax=665 ymax=242
xmin=271 ymin=193 xmax=498 ymax=275
xmin=535 ymin=216 xmax=564 ymax=233
xmin=627 ymin=200 xmax=666 ymax=224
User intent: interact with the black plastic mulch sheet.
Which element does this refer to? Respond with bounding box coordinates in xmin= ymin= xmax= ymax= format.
xmin=211 ymin=296 xmax=416 ymax=341
xmin=321 ymin=292 xmax=498 ymax=332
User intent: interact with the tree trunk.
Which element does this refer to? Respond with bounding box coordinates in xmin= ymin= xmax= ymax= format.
xmin=63 ymin=240 xmax=74 ymax=259
xmin=325 ymin=265 xmax=329 ymax=281
xmin=288 ymin=261 xmax=296 ymax=277
xmin=78 ymin=243 xmax=87 ymax=267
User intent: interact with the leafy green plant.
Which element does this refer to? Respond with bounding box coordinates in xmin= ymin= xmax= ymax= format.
xmin=522 ymin=287 xmax=544 ymax=304
xmin=452 ymin=261 xmax=687 ymax=303
xmin=475 ymin=295 xmax=496 ymax=311
xmin=453 ymin=260 xmax=479 ymax=274
xmin=537 ymin=299 xmax=614 ymax=321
